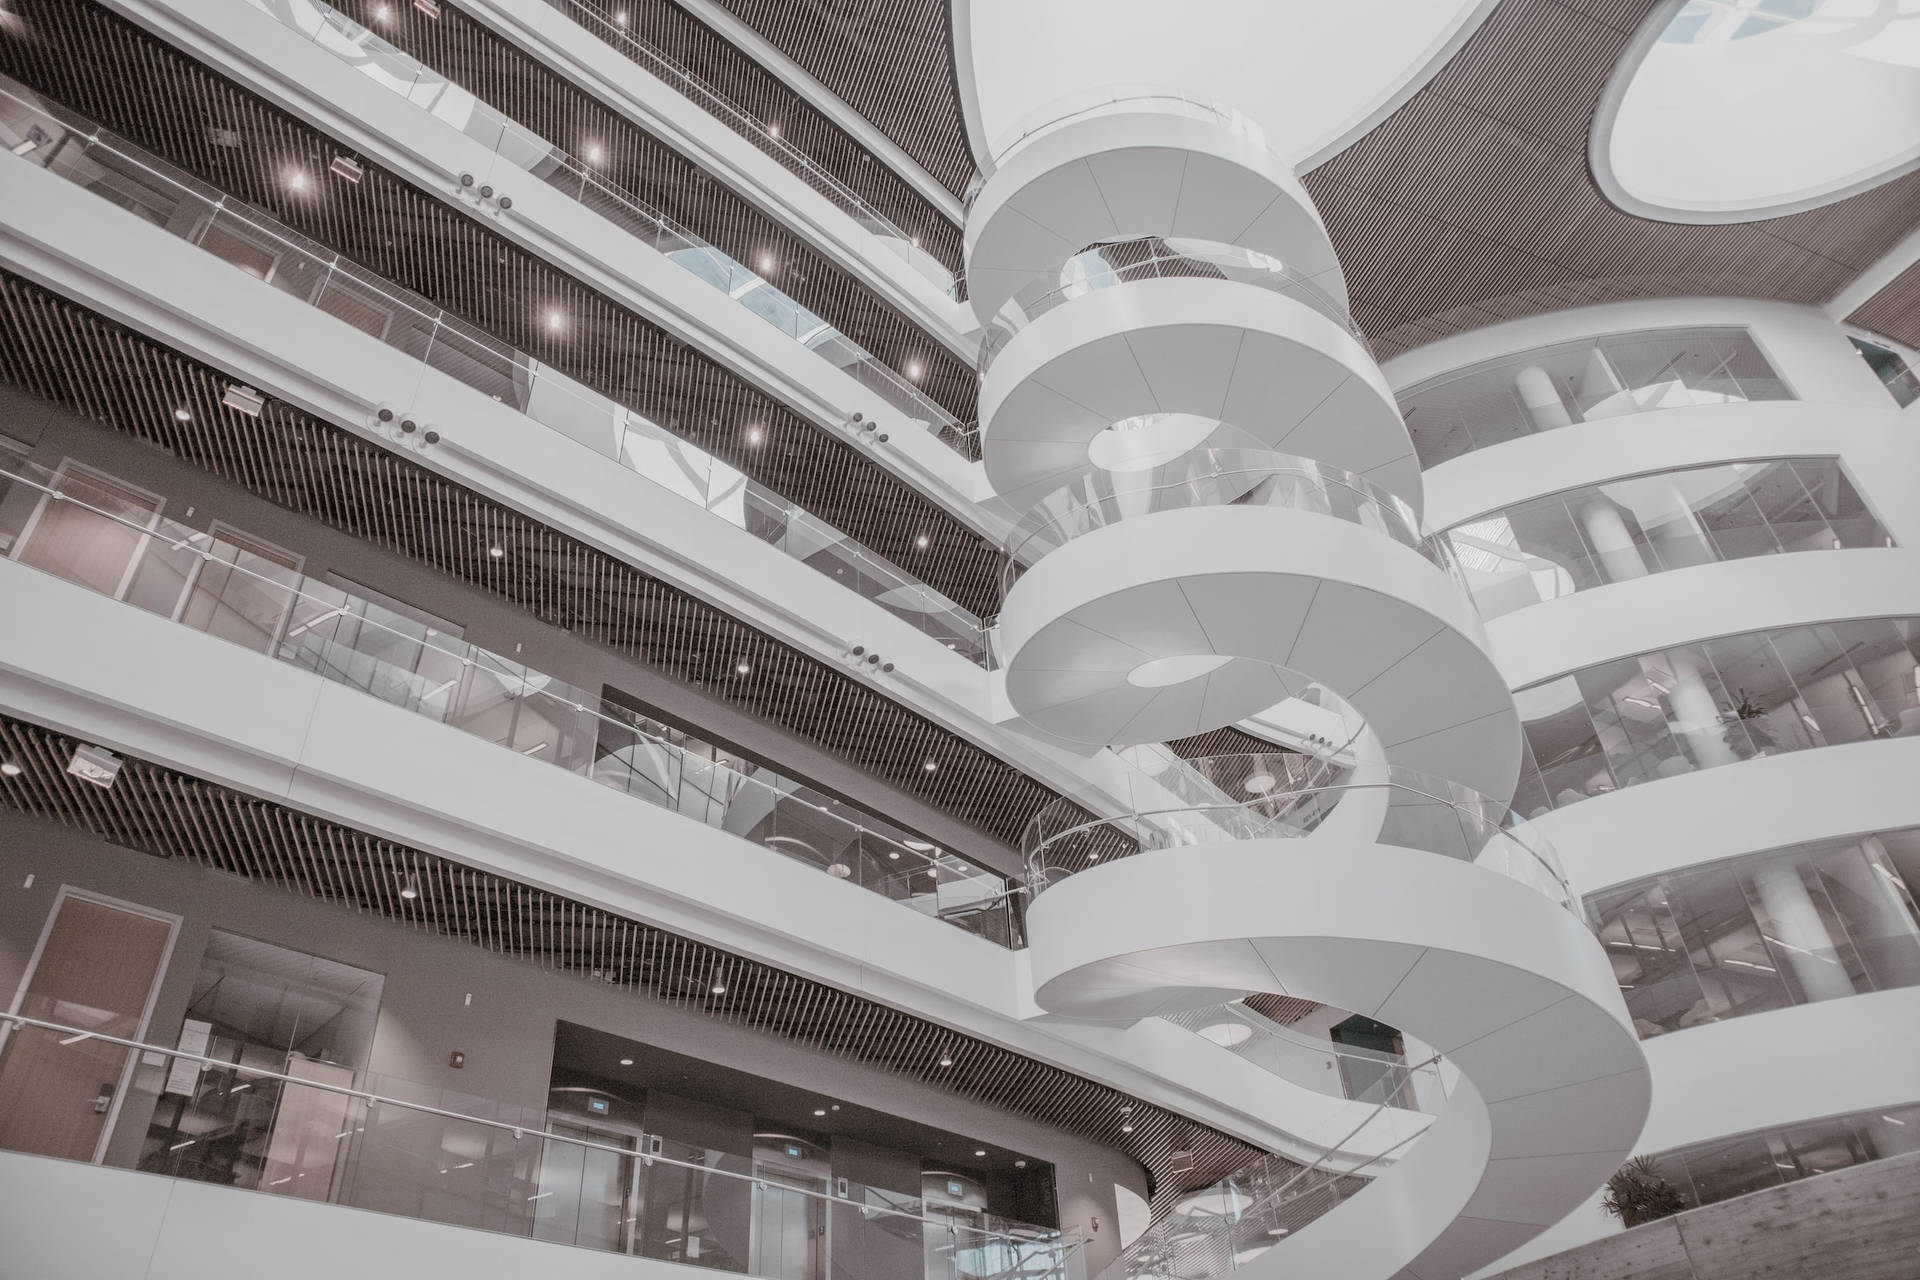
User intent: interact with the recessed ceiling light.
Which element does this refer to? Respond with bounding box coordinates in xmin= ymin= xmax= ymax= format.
xmin=768 ymin=124 xmax=780 ymax=139
xmin=173 ymin=407 xmax=192 ymax=422
xmin=914 ymin=534 xmax=930 ymax=550
xmin=619 ymin=1057 xmax=634 ymax=1067
xmin=586 ymin=145 xmax=603 ymax=165
xmin=887 ymin=849 xmax=900 ymax=860
xmin=1014 ymin=1160 xmax=1026 ymax=1169
xmin=830 ymin=1105 xmax=839 ymax=1111
xmin=544 ymin=310 xmax=564 ymax=332
xmin=488 ymin=545 xmax=505 ymax=559
xmin=907 ymin=361 xmax=924 ymax=380
xmin=286 ymin=168 xmax=308 ymax=191
xmin=746 ymin=425 xmax=765 ymax=446
xmin=614 ymin=10 xmax=628 ymax=25
xmin=0 ymin=761 xmax=21 ymax=777
xmin=1120 ymin=1123 xmax=1134 ymax=1133
xmin=923 ymin=759 xmax=938 ymax=773
xmin=813 ymin=1108 xmax=827 ymax=1117
xmin=735 ymin=660 xmax=751 ymax=676
xmin=759 ymin=254 xmax=775 ymax=273
xmin=1243 ymin=772 xmax=1276 ymax=794
xmin=974 ymin=1149 xmax=986 ymax=1157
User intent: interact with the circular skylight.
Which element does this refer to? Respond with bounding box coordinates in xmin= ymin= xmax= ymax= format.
xmin=1595 ymin=0 xmax=1920 ymax=222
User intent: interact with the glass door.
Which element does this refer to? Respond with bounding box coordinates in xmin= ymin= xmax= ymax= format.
xmin=0 ymin=888 xmax=178 ymax=1162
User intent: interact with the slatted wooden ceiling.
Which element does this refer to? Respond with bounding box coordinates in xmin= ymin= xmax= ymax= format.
xmin=548 ymin=0 xmax=966 ymax=267
xmin=0 ymin=269 xmax=1063 ymax=847
xmin=1849 ymin=261 xmax=1920 ymax=353
xmin=0 ymin=0 xmax=997 ymax=614
xmin=0 ymin=714 xmax=1276 ymax=1211
xmin=693 ymin=0 xmax=976 ymax=198
xmin=1302 ymin=0 xmax=1920 ymax=359
xmin=717 ymin=0 xmax=1916 ymax=357
xmin=369 ymin=0 xmax=977 ymax=423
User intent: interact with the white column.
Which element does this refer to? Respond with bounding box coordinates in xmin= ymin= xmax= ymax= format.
xmin=1661 ymin=651 xmax=1740 ymax=770
xmin=1750 ymin=859 xmax=1859 ymax=1003
xmin=1514 ymin=365 xmax=1572 ymax=430
xmin=1579 ymin=499 xmax=1650 ymax=584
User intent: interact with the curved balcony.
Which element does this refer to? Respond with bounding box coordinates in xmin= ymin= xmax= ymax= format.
xmin=1021 ymin=771 xmax=1646 ymax=1278
xmin=1023 ymin=761 xmax=1576 ymax=915
xmin=992 ymin=477 xmax=1512 ymax=793
xmin=979 ymin=240 xmax=1363 ymax=373
xmin=966 ymin=93 xmax=1342 ymax=325
xmin=977 ymin=275 xmax=1411 ymax=504
xmin=1001 ymin=448 xmax=1446 ymax=595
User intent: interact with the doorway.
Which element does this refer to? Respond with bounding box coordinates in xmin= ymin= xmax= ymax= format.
xmin=0 ymin=888 xmax=179 ymax=1163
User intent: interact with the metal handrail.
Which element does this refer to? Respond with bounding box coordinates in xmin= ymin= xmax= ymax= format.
xmin=1024 ymin=774 xmax=1576 ymax=914
xmin=0 ymin=459 xmax=1022 ymax=944
xmin=0 ymin=78 xmax=992 ymax=661
xmin=0 ymin=1012 xmax=1072 ymax=1250
xmin=979 ymin=249 xmax=1358 ymax=375
xmin=998 ymin=451 xmax=1438 ymax=595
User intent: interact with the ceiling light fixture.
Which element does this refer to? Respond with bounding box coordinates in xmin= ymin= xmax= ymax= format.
xmin=922 ymin=759 xmax=938 ymax=773
xmin=768 ymin=124 xmax=780 ymax=139
xmin=373 ymin=4 xmax=391 ymax=23
xmin=413 ymin=0 xmax=441 ymax=16
xmin=937 ymin=1053 xmax=954 ymax=1068
xmin=619 ymin=1057 xmax=634 ymax=1066
xmin=758 ymin=254 xmax=775 ymax=273
xmin=745 ymin=425 xmax=765 ymax=446
xmin=710 ymin=982 xmax=727 ymax=995
xmin=614 ymin=10 xmax=628 ymax=25
xmin=488 ymin=544 xmax=505 ymax=559
xmin=544 ymin=309 xmax=564 ymax=333
xmin=974 ymin=1149 xmax=986 ymax=1157
xmin=173 ymin=407 xmax=192 ymax=422
xmin=1014 ymin=1159 xmax=1026 ymax=1169
xmin=398 ymin=872 xmax=420 ymax=901
xmin=914 ymin=534 xmax=930 ymax=550
xmin=813 ymin=1108 xmax=827 ymax=1117
xmin=286 ymin=168 xmax=308 ymax=191
xmin=0 ymin=761 xmax=20 ymax=777
xmin=329 ymin=155 xmax=365 ymax=184
xmin=907 ymin=361 xmax=924 ymax=380
xmin=221 ymin=384 xmax=266 ymax=417
xmin=735 ymin=660 xmax=752 ymax=676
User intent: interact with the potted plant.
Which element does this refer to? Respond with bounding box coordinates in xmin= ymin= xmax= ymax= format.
xmin=1601 ymin=1156 xmax=1686 ymax=1228
xmin=1719 ymin=688 xmax=1776 ymax=755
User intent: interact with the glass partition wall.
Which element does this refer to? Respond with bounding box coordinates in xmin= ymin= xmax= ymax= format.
xmin=1515 ymin=617 xmax=1920 ymax=815
xmin=0 ymin=454 xmax=1022 ymax=947
xmin=1442 ymin=458 xmax=1890 ymax=619
xmin=1399 ymin=327 xmax=1791 ymax=467
xmin=1592 ymin=828 xmax=1920 ymax=1037
xmin=1649 ymin=1102 xmax=1920 ymax=1213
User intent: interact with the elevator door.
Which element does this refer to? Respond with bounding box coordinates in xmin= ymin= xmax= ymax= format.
xmin=0 ymin=890 xmax=176 ymax=1162
xmin=750 ymin=1162 xmax=827 ymax=1280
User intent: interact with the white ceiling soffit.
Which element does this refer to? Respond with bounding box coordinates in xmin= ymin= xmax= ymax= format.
xmin=960 ymin=0 xmax=1500 ymax=171
xmin=1594 ymin=0 xmax=1920 ymax=224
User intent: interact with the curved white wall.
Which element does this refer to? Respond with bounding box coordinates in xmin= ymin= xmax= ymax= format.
xmin=1411 ymin=296 xmax=1920 ymax=1276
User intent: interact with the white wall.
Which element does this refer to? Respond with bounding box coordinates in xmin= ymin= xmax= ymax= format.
xmin=964 ymin=0 xmax=1496 ymax=169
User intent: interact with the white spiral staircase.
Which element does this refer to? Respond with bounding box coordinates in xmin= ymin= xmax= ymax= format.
xmin=973 ymin=97 xmax=1651 ymax=1280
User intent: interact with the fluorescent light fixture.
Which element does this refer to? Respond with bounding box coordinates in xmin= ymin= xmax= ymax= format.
xmin=170 ymin=1139 xmax=196 ymax=1151
xmin=221 ymin=384 xmax=266 ymax=417
xmin=57 ymin=1032 xmax=91 ymax=1046
xmin=66 ymin=744 xmax=122 ymax=789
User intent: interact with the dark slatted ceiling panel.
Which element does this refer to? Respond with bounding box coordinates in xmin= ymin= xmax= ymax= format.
xmin=1849 ymin=259 xmax=1920 ymax=352
xmin=367 ymin=1 xmax=976 ymax=423
xmin=0 ymin=1 xmax=995 ymax=610
xmin=695 ymin=0 xmax=975 ymax=197
xmin=1306 ymin=0 xmax=1920 ymax=360
xmin=1165 ymin=726 xmax=1294 ymax=762
xmin=0 ymin=269 xmax=1068 ymax=846
xmin=545 ymin=0 xmax=965 ymax=265
xmin=0 ymin=716 xmax=1278 ymax=1211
